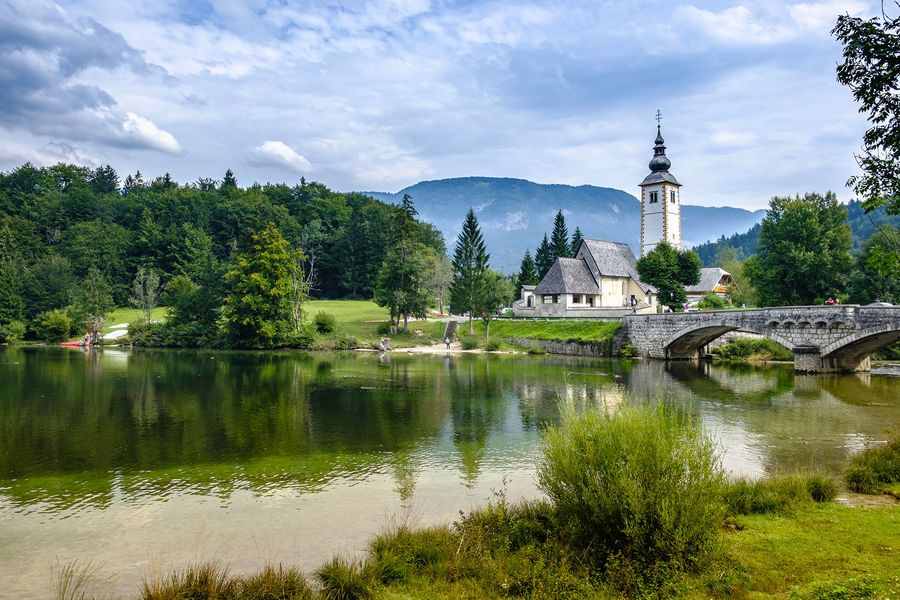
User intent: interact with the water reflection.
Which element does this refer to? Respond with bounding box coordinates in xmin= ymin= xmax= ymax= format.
xmin=1 ymin=348 xmax=899 ymax=598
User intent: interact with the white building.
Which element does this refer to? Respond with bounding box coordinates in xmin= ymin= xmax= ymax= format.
xmin=513 ymin=122 xmax=684 ymax=318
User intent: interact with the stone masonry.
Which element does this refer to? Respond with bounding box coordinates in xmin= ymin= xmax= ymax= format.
xmin=623 ymin=305 xmax=900 ymax=373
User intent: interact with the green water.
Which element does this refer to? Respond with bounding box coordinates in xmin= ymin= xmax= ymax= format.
xmin=1 ymin=347 xmax=898 ymax=598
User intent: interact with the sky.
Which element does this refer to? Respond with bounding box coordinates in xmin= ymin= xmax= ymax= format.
xmin=0 ymin=0 xmax=875 ymax=208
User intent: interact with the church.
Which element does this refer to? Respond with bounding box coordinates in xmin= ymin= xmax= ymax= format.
xmin=512 ymin=122 xmax=686 ymax=317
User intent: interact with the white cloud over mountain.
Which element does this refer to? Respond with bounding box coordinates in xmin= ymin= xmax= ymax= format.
xmin=0 ymin=0 xmax=876 ymax=208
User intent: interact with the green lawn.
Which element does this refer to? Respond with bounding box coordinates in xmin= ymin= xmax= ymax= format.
xmin=102 ymin=307 xmax=168 ymax=333
xmin=468 ymin=319 xmax=621 ymax=344
xmin=304 ymin=300 xmax=444 ymax=347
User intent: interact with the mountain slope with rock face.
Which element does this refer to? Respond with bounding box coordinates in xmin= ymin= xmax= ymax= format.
xmin=363 ymin=177 xmax=765 ymax=271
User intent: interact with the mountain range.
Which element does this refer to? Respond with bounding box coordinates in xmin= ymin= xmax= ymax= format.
xmin=363 ymin=177 xmax=765 ymax=272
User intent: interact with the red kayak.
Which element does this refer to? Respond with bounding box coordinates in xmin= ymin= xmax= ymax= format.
xmin=60 ymin=341 xmax=85 ymax=348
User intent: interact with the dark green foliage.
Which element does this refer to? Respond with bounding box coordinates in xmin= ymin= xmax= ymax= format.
xmin=570 ymin=227 xmax=584 ymax=254
xmin=845 ymin=436 xmax=900 ymax=494
xmin=373 ymin=240 xmax=433 ymax=329
xmin=485 ymin=339 xmax=501 ymax=351
xmin=723 ymin=475 xmax=837 ymax=515
xmin=0 ymin=319 xmax=26 ymax=343
xmin=461 ymin=336 xmax=479 ymax=350
xmin=315 ymin=558 xmax=372 ymax=600
xmin=697 ymin=293 xmax=727 ymax=310
xmin=549 ymin=210 xmax=570 ymax=260
xmin=515 ymin=250 xmax=538 ymax=294
xmin=36 ymin=309 xmax=73 ymax=342
xmin=711 ymin=338 xmax=793 ymax=362
xmin=449 ymin=209 xmax=489 ymax=333
xmin=535 ymin=234 xmax=553 ymax=279
xmin=0 ymin=162 xmax=444 ymax=342
xmin=636 ymin=242 xmax=701 ymax=310
xmin=69 ymin=268 xmax=114 ymax=336
xmin=834 ymin=12 xmax=900 ymax=215
xmin=538 ymin=406 xmax=725 ymax=573
xmin=745 ymin=193 xmax=853 ymax=306
xmin=848 ymin=225 xmax=900 ymax=304
xmin=474 ymin=270 xmax=514 ymax=339
xmin=314 ymin=312 xmax=336 ymax=334
xmin=695 ymin=224 xmax=761 ymax=267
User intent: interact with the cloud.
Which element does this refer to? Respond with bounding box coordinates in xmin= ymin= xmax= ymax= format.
xmin=789 ymin=0 xmax=867 ymax=30
xmin=251 ymin=141 xmax=312 ymax=173
xmin=0 ymin=0 xmax=179 ymax=154
xmin=675 ymin=5 xmax=796 ymax=45
xmin=121 ymin=113 xmax=182 ymax=154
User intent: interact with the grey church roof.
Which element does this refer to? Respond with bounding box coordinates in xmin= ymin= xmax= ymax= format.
xmin=534 ymin=258 xmax=599 ymax=295
xmin=582 ymin=240 xmax=646 ymax=283
xmin=640 ymin=171 xmax=680 ymax=186
xmin=686 ymin=268 xmax=732 ymax=293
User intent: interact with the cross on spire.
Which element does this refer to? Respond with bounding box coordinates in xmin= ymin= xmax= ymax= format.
xmin=655 ymin=109 xmax=662 ymax=129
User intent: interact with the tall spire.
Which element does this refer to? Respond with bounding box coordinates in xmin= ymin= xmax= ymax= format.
xmin=649 ymin=110 xmax=671 ymax=173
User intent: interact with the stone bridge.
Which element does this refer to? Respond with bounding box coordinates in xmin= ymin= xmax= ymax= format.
xmin=623 ymin=305 xmax=900 ymax=373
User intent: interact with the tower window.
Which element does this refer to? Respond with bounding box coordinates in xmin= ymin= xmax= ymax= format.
xmin=649 ymin=191 xmax=658 ymax=203
xmin=670 ymin=191 xmax=676 ymax=203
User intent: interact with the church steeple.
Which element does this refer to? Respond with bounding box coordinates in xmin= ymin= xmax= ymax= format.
xmin=639 ymin=111 xmax=682 ymax=256
xmin=649 ymin=124 xmax=671 ymax=173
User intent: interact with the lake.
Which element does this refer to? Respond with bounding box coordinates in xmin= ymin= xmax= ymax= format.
xmin=1 ymin=347 xmax=898 ymax=598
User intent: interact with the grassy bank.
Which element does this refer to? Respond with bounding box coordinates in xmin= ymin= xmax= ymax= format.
xmin=467 ymin=319 xmax=621 ymax=344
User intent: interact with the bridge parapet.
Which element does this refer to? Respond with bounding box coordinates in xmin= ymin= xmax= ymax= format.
xmin=623 ymin=305 xmax=900 ymax=373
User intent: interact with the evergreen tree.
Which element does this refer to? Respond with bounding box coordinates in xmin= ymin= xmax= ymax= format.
xmin=516 ymin=250 xmax=538 ymax=294
xmin=550 ymin=210 xmax=570 ymax=259
xmin=221 ymin=169 xmax=238 ymax=191
xmin=88 ymin=165 xmax=119 ymax=194
xmin=375 ymin=240 xmax=433 ymax=330
xmin=636 ymin=242 xmax=701 ymax=311
xmin=535 ymin=234 xmax=553 ymax=279
xmin=571 ymin=227 xmax=584 ymax=254
xmin=450 ymin=209 xmax=489 ymax=334
xmin=745 ymin=193 xmax=853 ymax=306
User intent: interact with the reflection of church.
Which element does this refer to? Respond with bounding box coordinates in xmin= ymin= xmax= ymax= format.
xmin=514 ymin=122 xmax=687 ymax=317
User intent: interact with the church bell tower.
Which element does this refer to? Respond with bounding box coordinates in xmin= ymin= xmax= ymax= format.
xmin=639 ymin=112 xmax=681 ymax=256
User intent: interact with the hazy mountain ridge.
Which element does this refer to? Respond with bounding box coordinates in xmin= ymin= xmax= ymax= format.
xmin=363 ymin=177 xmax=765 ymax=271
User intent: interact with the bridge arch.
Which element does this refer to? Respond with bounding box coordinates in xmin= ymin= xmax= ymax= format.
xmin=820 ymin=325 xmax=900 ymax=360
xmin=662 ymin=321 xmax=795 ymax=359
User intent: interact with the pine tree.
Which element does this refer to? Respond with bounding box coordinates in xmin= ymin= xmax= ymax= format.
xmin=516 ymin=250 xmax=538 ymax=294
xmin=571 ymin=227 xmax=584 ymax=254
xmin=450 ymin=209 xmax=489 ymax=334
xmin=535 ymin=234 xmax=553 ymax=279
xmin=221 ymin=169 xmax=238 ymax=190
xmin=550 ymin=210 xmax=570 ymax=260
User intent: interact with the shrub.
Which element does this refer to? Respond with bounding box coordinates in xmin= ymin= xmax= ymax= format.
xmin=802 ymin=577 xmax=877 ymax=600
xmin=314 ymin=311 xmax=337 ymax=334
xmin=846 ymin=436 xmax=900 ymax=494
xmin=334 ymin=335 xmax=358 ymax=351
xmin=0 ymin=320 xmax=26 ymax=343
xmin=461 ymin=336 xmax=479 ymax=350
xmin=698 ymin=293 xmax=727 ymax=310
xmin=617 ymin=343 xmax=637 ymax=358
xmin=239 ymin=565 xmax=316 ymax=599
xmin=485 ymin=339 xmax=501 ymax=351
xmin=375 ymin=321 xmax=392 ymax=335
xmin=722 ymin=474 xmax=836 ymax=515
xmin=538 ymin=406 xmax=725 ymax=574
xmin=526 ymin=343 xmax=546 ymax=355
xmin=36 ymin=309 xmax=73 ymax=342
xmin=141 ymin=562 xmax=236 ymax=599
xmin=284 ymin=326 xmax=315 ymax=349
xmin=712 ymin=337 xmax=792 ymax=362
xmin=315 ymin=557 xmax=372 ymax=600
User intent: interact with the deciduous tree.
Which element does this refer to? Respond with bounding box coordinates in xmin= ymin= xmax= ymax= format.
xmin=745 ymin=193 xmax=853 ymax=306
xmin=636 ymin=242 xmax=701 ymax=311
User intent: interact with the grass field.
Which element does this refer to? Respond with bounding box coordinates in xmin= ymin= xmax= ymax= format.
xmin=102 ymin=307 xmax=168 ymax=333
xmin=468 ymin=319 xmax=621 ymax=344
xmin=303 ymin=300 xmax=445 ymax=348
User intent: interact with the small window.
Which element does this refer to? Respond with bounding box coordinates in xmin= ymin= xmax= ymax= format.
xmin=543 ymin=295 xmax=553 ymax=304
xmin=573 ymin=294 xmax=582 ymax=304
xmin=553 ymin=295 xmax=560 ymax=304
xmin=670 ymin=190 xmax=676 ymax=203
xmin=587 ymin=296 xmax=594 ymax=307
xmin=649 ymin=191 xmax=658 ymax=203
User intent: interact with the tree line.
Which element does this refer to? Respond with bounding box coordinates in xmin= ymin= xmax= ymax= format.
xmin=0 ymin=164 xmax=445 ymax=345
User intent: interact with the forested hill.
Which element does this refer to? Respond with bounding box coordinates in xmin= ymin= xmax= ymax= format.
xmin=0 ymin=163 xmax=444 ymax=315
xmin=363 ymin=177 xmax=765 ymax=271
xmin=694 ymin=199 xmax=900 ymax=266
